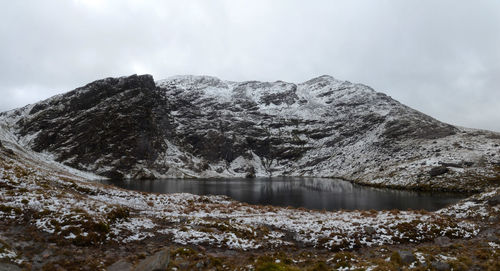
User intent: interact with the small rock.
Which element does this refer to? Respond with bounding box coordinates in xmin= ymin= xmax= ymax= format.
xmin=134 ymin=248 xmax=170 ymax=271
xmin=462 ymin=161 xmax=474 ymax=167
xmin=132 ymin=168 xmax=156 ymax=180
xmin=105 ymin=250 xmax=116 ymax=259
xmin=486 ymin=233 xmax=499 ymax=243
xmin=13 ymin=241 xmax=31 ymax=250
xmin=397 ymin=250 xmax=416 ymax=265
xmin=434 ymin=236 xmax=451 ymax=246
xmin=197 ymin=245 xmax=206 ymax=252
xmin=245 ymin=166 xmax=256 ymax=178
xmin=196 ymin=261 xmax=205 ymax=269
xmin=41 ymin=248 xmax=53 ymax=259
xmin=178 ymin=261 xmax=190 ymax=269
xmin=488 ymin=216 xmax=499 ymax=223
xmin=0 ymin=263 xmax=22 ymax=271
xmin=107 ymin=260 xmax=133 ymax=271
xmin=431 ymin=261 xmax=450 ymax=271
xmin=364 ymin=226 xmax=376 ymax=235
xmin=429 ymin=166 xmax=449 ymax=177
xmin=487 ymin=195 xmax=500 ymax=206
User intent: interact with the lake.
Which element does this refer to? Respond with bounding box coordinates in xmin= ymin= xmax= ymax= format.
xmin=101 ymin=177 xmax=467 ymax=211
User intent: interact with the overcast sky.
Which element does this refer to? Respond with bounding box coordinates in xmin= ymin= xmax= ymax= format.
xmin=1 ymin=0 xmax=499 ymax=131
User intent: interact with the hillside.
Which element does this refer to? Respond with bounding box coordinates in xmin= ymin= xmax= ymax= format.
xmin=0 ymin=74 xmax=499 ymax=191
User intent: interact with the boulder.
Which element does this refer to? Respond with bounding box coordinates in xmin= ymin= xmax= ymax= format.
xmin=486 ymin=233 xmax=499 ymax=243
xmin=488 ymin=216 xmax=499 ymax=223
xmin=434 ymin=236 xmax=451 ymax=246
xmin=487 ymin=195 xmax=500 ymax=206
xmin=132 ymin=168 xmax=157 ymax=180
xmin=134 ymin=248 xmax=170 ymax=271
xmin=245 ymin=166 xmax=256 ymax=178
xmin=431 ymin=261 xmax=450 ymax=271
xmin=364 ymin=226 xmax=376 ymax=235
xmin=397 ymin=250 xmax=416 ymax=265
xmin=107 ymin=260 xmax=133 ymax=271
xmin=429 ymin=166 xmax=449 ymax=177
xmin=0 ymin=263 xmax=21 ymax=271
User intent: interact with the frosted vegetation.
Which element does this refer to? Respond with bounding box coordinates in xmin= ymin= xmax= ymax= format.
xmin=1 ymin=142 xmax=499 ymax=269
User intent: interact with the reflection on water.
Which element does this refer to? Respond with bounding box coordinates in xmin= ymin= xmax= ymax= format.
xmin=101 ymin=177 xmax=467 ymax=211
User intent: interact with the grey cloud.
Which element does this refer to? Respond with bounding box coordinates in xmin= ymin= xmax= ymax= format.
xmin=1 ymin=0 xmax=499 ymax=131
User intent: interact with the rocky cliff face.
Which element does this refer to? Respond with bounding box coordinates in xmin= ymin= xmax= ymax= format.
xmin=5 ymin=75 xmax=169 ymax=179
xmin=1 ymin=74 xmax=499 ymax=191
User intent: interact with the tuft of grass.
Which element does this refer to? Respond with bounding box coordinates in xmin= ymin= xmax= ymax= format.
xmin=389 ymin=251 xmax=402 ymax=265
xmin=308 ymin=262 xmax=330 ymax=271
xmin=255 ymin=261 xmax=299 ymax=271
xmin=13 ymin=166 xmax=31 ymax=178
xmin=172 ymin=247 xmax=196 ymax=257
xmin=255 ymin=256 xmax=300 ymax=271
xmin=107 ymin=206 xmax=130 ymax=222
xmin=449 ymin=255 xmax=472 ymax=271
xmin=0 ymin=204 xmax=22 ymax=215
xmin=330 ymin=252 xmax=356 ymax=269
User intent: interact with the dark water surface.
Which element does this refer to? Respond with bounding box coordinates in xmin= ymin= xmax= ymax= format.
xmin=101 ymin=177 xmax=467 ymax=211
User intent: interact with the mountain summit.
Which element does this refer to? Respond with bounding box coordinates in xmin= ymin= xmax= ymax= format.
xmin=1 ymin=74 xmax=499 ymax=191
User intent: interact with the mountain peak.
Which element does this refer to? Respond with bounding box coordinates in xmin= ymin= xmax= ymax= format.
xmin=301 ymin=74 xmax=341 ymax=85
xmin=1 ymin=74 xmax=498 ymax=191
xmin=157 ymin=75 xmax=228 ymax=89
xmin=77 ymin=74 xmax=155 ymax=93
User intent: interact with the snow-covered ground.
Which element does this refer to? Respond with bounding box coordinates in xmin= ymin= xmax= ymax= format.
xmin=1 ymin=122 xmax=499 ymax=269
xmin=0 ymin=144 xmax=491 ymax=255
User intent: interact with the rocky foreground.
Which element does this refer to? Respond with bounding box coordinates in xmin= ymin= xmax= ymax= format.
xmin=1 ymin=136 xmax=500 ymax=270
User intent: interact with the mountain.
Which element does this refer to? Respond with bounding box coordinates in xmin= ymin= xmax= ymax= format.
xmin=1 ymin=74 xmax=499 ymax=191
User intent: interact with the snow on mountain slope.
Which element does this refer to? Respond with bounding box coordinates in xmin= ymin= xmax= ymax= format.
xmin=0 ymin=113 xmax=102 ymax=181
xmin=1 ymin=74 xmax=499 ymax=191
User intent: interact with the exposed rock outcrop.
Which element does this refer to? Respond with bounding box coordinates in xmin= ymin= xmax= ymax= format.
xmin=10 ymin=75 xmax=169 ymax=179
xmin=1 ymin=74 xmax=499 ymax=190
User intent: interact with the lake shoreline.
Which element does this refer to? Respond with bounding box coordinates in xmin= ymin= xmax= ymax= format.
xmin=1 ymin=152 xmax=500 ymax=269
xmin=101 ymin=177 xmax=467 ymax=212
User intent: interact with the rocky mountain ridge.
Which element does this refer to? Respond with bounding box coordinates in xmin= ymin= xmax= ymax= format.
xmin=1 ymin=74 xmax=499 ymax=191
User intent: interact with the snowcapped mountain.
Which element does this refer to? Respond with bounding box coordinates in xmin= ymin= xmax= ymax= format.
xmin=1 ymin=74 xmax=499 ymax=191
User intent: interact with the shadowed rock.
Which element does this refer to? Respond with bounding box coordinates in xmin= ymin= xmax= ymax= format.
xmin=397 ymin=250 xmax=416 ymax=265
xmin=15 ymin=74 xmax=169 ymax=179
xmin=134 ymin=248 xmax=170 ymax=271
xmin=107 ymin=260 xmax=133 ymax=271
xmin=429 ymin=166 xmax=449 ymax=177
